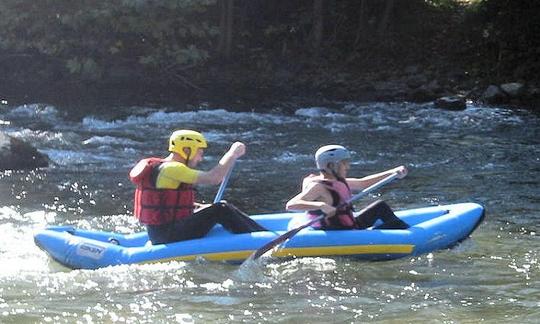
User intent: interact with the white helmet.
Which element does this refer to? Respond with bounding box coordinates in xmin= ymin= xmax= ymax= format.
xmin=315 ymin=145 xmax=351 ymax=170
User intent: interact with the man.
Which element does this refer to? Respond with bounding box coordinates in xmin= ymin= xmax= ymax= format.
xmin=286 ymin=144 xmax=409 ymax=230
xmin=129 ymin=129 xmax=265 ymax=244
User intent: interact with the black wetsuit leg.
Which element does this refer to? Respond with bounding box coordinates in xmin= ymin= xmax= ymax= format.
xmin=146 ymin=202 xmax=266 ymax=244
xmin=354 ymin=200 xmax=409 ymax=230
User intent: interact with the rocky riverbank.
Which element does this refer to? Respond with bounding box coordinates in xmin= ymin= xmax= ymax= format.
xmin=2 ymin=62 xmax=539 ymax=118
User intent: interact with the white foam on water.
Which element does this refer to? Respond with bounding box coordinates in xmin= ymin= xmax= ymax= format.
xmin=5 ymin=129 xmax=76 ymax=149
xmin=4 ymin=104 xmax=61 ymax=122
xmin=81 ymin=108 xmax=297 ymax=131
xmin=41 ymin=149 xmax=118 ymax=165
xmin=0 ymin=209 xmax=57 ymax=277
xmin=234 ymin=257 xmax=272 ymax=283
xmin=295 ymin=107 xmax=333 ymax=117
xmin=272 ymin=151 xmax=311 ymax=163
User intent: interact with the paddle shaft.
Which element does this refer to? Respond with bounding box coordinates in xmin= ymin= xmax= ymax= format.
xmin=249 ymin=172 xmax=400 ymax=260
xmin=213 ymin=161 xmax=236 ymax=203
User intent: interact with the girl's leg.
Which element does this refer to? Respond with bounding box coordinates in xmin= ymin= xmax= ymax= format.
xmin=355 ymin=200 xmax=409 ymax=230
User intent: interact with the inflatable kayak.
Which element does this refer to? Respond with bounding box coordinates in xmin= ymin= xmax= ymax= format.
xmin=34 ymin=203 xmax=484 ymax=270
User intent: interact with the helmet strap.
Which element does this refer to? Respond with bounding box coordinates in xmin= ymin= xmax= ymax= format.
xmin=183 ymin=147 xmax=191 ymax=164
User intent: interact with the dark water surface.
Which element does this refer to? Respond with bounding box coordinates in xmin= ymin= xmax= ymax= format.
xmin=0 ymin=102 xmax=538 ymax=323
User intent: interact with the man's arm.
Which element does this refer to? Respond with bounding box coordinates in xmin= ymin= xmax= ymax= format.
xmin=195 ymin=142 xmax=245 ymax=185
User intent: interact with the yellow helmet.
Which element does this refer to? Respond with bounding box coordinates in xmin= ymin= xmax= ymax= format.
xmin=168 ymin=130 xmax=208 ymax=160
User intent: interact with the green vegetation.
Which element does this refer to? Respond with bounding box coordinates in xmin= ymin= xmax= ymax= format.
xmin=1 ymin=0 xmax=538 ymax=108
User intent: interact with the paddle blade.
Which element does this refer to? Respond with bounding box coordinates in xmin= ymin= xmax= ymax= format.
xmin=247 ymin=214 xmax=325 ymax=261
xmin=247 ymin=235 xmax=288 ymax=261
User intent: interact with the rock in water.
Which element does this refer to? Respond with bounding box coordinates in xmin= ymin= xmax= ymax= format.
xmin=0 ymin=132 xmax=49 ymax=170
xmin=434 ymin=96 xmax=467 ymax=111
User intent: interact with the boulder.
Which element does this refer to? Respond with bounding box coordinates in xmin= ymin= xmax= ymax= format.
xmin=0 ymin=131 xmax=49 ymax=170
xmin=500 ymin=82 xmax=525 ymax=98
xmin=481 ymin=85 xmax=507 ymax=104
xmin=434 ymin=96 xmax=467 ymax=111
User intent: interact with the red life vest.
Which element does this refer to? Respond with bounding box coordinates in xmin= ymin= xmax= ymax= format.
xmin=129 ymin=157 xmax=195 ymax=225
xmin=306 ymin=177 xmax=356 ymax=229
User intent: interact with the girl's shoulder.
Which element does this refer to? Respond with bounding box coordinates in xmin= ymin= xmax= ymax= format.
xmin=302 ymin=173 xmax=324 ymax=189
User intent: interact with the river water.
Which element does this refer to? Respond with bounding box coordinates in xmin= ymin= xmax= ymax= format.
xmin=0 ymin=101 xmax=538 ymax=323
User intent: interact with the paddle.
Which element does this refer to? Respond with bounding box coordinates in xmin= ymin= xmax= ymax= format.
xmin=213 ymin=161 xmax=236 ymax=203
xmin=247 ymin=172 xmax=400 ymax=261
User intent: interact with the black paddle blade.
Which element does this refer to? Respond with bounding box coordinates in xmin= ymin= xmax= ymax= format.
xmin=248 ymin=233 xmax=292 ymax=260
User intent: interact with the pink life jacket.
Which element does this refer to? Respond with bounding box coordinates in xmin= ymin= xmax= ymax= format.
xmin=306 ymin=177 xmax=357 ymax=229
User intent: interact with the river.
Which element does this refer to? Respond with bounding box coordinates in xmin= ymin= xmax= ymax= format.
xmin=0 ymin=101 xmax=538 ymax=323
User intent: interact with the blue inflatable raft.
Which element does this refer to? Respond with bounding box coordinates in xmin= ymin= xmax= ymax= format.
xmin=34 ymin=203 xmax=484 ymax=269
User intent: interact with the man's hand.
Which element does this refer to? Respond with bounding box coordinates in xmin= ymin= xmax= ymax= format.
xmin=229 ymin=142 xmax=246 ymax=159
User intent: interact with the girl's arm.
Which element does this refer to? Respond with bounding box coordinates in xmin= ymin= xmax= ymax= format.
xmin=347 ymin=165 xmax=408 ymax=191
xmin=286 ymin=183 xmax=336 ymax=216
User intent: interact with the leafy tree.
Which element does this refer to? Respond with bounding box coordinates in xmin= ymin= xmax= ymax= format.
xmin=469 ymin=0 xmax=540 ymax=80
xmin=1 ymin=0 xmax=539 ymax=103
xmin=0 ymin=0 xmax=218 ymax=85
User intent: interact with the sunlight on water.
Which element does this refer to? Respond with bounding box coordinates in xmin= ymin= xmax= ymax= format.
xmin=0 ymin=226 xmax=51 ymax=276
xmin=267 ymin=257 xmax=337 ymax=277
xmin=0 ymin=209 xmax=59 ymax=277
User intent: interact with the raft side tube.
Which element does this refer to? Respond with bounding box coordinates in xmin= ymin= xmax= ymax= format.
xmin=46 ymin=227 xmax=150 ymax=248
xmin=123 ymin=231 xmax=279 ymax=264
xmin=34 ymin=229 xmax=130 ymax=269
xmin=410 ymin=203 xmax=484 ymax=255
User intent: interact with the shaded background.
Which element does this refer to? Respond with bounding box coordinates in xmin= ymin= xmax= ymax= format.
xmin=1 ymin=0 xmax=539 ymax=111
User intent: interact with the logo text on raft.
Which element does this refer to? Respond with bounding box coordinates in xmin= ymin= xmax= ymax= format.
xmin=76 ymin=243 xmax=106 ymax=260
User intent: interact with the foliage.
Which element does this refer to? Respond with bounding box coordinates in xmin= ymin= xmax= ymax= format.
xmin=1 ymin=0 xmax=538 ymax=93
xmin=0 ymin=0 xmax=217 ymax=81
xmin=466 ymin=0 xmax=540 ymax=80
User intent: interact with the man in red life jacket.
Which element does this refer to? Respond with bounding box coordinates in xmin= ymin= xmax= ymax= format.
xmin=286 ymin=145 xmax=409 ymax=230
xmin=129 ymin=129 xmax=266 ymax=244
